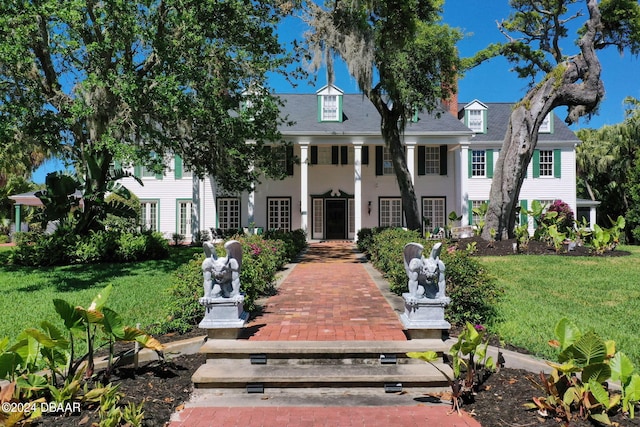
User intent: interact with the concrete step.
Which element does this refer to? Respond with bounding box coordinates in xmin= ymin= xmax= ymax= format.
xmin=192 ymin=360 xmax=452 ymax=389
xmin=193 ymin=339 xmax=453 ymax=391
xmin=199 ymin=339 xmax=450 ymax=360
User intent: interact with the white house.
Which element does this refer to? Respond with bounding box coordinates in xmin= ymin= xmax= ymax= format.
xmin=120 ymin=84 xmax=588 ymax=242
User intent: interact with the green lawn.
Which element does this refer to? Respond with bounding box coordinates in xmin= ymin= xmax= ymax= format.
xmin=0 ymin=245 xmax=201 ymax=341
xmin=480 ymin=245 xmax=640 ymax=366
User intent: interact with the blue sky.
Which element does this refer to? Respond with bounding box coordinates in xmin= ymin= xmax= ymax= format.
xmin=31 ymin=1 xmax=640 ymax=183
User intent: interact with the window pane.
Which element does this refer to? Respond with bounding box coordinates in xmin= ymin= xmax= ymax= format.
xmin=218 ymin=198 xmax=240 ymax=231
xmin=323 ymin=95 xmax=338 ymax=120
xmin=472 ymin=150 xmax=485 ymax=177
xmin=383 ymin=147 xmax=394 ymax=175
xmin=425 ymin=147 xmax=440 ymax=174
xmin=539 ymin=150 xmax=553 ymax=176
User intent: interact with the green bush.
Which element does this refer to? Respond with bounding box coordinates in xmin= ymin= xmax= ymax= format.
xmin=364 ymin=228 xmax=502 ymax=326
xmin=263 ymin=228 xmax=307 ymax=260
xmin=156 ymin=234 xmax=299 ymax=334
xmin=9 ymin=229 xmax=168 ymax=266
xmin=356 ymin=227 xmax=388 ymax=254
xmin=0 ymin=235 xmax=9 ymax=244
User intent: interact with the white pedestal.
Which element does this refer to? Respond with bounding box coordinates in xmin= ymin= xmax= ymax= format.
xmin=199 ymin=296 xmax=248 ymax=338
xmin=400 ymin=293 xmax=450 ymax=339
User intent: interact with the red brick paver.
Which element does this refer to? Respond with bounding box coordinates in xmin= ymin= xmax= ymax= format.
xmin=170 ymin=405 xmax=480 ymax=427
xmin=244 ymin=242 xmax=406 ymax=341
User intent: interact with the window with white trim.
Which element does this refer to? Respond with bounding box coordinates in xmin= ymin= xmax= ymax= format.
xmin=539 ymin=150 xmax=554 ymax=177
xmin=140 ymin=201 xmax=158 ymax=231
xmin=380 ymin=198 xmax=402 ymax=227
xmin=424 ymin=147 xmax=440 ymax=175
xmin=471 ymin=150 xmax=486 ymax=177
xmin=423 ymin=198 xmax=445 ymax=234
xmin=317 ymin=146 xmax=333 ymax=165
xmin=383 ymin=147 xmax=394 ymax=175
xmin=313 ymin=199 xmax=323 ymax=237
xmin=322 ymin=95 xmax=338 ymax=121
xmin=539 ymin=113 xmax=552 ymax=133
xmin=217 ymin=198 xmax=240 ymax=231
xmin=273 ymin=146 xmax=287 ymax=172
xmin=468 ymin=109 xmax=484 ymax=132
xmin=268 ymin=198 xmax=290 ymax=231
xmin=177 ymin=201 xmax=192 ymax=237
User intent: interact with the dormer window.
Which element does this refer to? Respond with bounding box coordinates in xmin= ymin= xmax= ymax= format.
xmin=322 ymin=95 xmax=338 ymax=120
xmin=539 ymin=113 xmax=553 ymax=133
xmin=317 ymin=85 xmax=343 ymax=122
xmin=462 ymin=100 xmax=487 ymax=134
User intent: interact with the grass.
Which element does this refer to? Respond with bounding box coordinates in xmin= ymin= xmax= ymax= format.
xmin=0 ymin=245 xmax=201 ymax=342
xmin=479 ymin=245 xmax=640 ymax=366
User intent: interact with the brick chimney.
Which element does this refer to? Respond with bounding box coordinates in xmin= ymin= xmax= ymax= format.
xmin=441 ymin=77 xmax=459 ymax=118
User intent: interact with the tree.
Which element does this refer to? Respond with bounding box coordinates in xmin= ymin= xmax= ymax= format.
xmin=469 ymin=0 xmax=640 ymax=240
xmin=577 ymin=97 xmax=640 ymax=241
xmin=0 ymin=0 xmax=296 ymax=234
xmin=303 ymin=0 xmax=461 ymax=231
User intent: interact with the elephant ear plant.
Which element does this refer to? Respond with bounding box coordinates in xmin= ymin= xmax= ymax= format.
xmin=0 ymin=285 xmax=163 ymax=425
xmin=527 ymin=318 xmax=640 ymax=425
xmin=408 ymin=322 xmax=498 ymax=415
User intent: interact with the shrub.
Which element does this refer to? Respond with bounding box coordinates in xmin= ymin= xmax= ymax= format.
xmin=9 ymin=229 xmax=168 ymax=266
xmin=356 ymin=227 xmax=388 ymax=254
xmin=156 ymin=234 xmax=294 ymax=334
xmin=366 ymin=228 xmax=502 ymax=326
xmin=0 ymin=234 xmax=9 ymax=244
xmin=541 ymin=200 xmax=575 ymax=234
xmin=263 ymin=228 xmax=307 ymax=261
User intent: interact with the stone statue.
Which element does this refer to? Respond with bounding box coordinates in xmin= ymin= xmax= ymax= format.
xmin=200 ymin=240 xmax=242 ymax=303
xmin=403 ymin=242 xmax=449 ymax=302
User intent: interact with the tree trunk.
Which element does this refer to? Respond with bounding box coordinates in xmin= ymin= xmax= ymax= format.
xmin=369 ymin=92 xmax=422 ymax=231
xmin=483 ymin=0 xmax=604 ymax=240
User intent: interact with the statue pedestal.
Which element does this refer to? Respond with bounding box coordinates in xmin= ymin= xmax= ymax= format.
xmin=400 ymin=293 xmax=450 ymax=339
xmin=199 ymin=296 xmax=248 ymax=339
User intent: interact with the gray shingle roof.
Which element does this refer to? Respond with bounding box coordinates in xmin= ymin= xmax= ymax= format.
xmin=278 ymin=93 xmax=471 ymax=136
xmin=459 ymin=102 xmax=579 ymax=144
xmin=275 ymin=94 xmax=579 ymax=144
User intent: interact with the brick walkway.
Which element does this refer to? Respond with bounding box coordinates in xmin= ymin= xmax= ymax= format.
xmin=169 ymin=241 xmax=482 ymax=427
xmin=244 ymin=241 xmax=406 ymax=341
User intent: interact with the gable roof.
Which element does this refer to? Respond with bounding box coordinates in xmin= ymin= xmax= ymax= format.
xmin=278 ymin=93 xmax=472 ymax=136
xmin=458 ymin=102 xmax=580 ymax=144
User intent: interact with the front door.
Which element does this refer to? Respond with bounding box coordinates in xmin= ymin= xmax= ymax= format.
xmin=325 ymin=199 xmax=346 ymax=239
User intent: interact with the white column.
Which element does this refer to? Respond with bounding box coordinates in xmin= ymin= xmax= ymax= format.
xmin=191 ymin=177 xmax=200 ymax=239
xmin=354 ymin=142 xmax=363 ymax=241
xmin=300 ymin=143 xmax=309 ymax=236
xmin=460 ymin=145 xmax=470 ymax=226
xmin=406 ymin=142 xmax=416 ymax=184
xmin=248 ymin=164 xmax=255 ymax=229
xmin=208 ymin=175 xmax=218 ymax=231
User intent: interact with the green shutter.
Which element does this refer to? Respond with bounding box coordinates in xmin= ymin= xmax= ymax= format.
xmin=468 ymin=200 xmax=474 ymax=225
xmin=134 ymin=165 xmax=142 ymax=178
xmin=482 ymin=110 xmax=488 ymax=133
xmin=375 ymin=146 xmax=383 ymax=176
xmin=467 ymin=149 xmax=473 ymax=178
xmin=174 ymin=155 xmax=183 ymax=179
xmin=486 ymin=149 xmax=494 ymax=178
xmin=337 ymin=95 xmax=343 ymax=122
xmin=114 ymin=161 xmax=122 ymax=170
xmin=439 ymin=145 xmax=448 ymax=175
xmin=417 ymin=146 xmax=426 ymax=176
xmin=317 ymin=96 xmax=322 ymax=122
xmin=553 ymin=149 xmax=561 ymax=178
xmin=520 ymin=200 xmax=528 ymax=226
xmin=533 ymin=150 xmax=540 ymax=178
